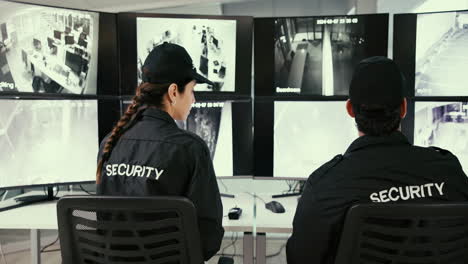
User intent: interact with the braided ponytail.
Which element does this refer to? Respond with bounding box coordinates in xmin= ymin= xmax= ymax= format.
xmin=96 ymin=95 xmax=143 ymax=184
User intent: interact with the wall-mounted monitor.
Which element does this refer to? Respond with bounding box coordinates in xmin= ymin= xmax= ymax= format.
xmin=118 ymin=13 xmax=253 ymax=97
xmin=121 ymin=99 xmax=252 ymax=176
xmin=0 ymin=99 xmax=99 ymax=190
xmin=47 ymin=37 xmax=55 ymax=48
xmin=0 ymin=1 xmax=119 ymax=96
xmin=254 ymin=100 xmax=358 ymax=178
xmin=414 ymin=101 xmax=468 ymax=173
xmin=65 ymin=51 xmax=83 ymax=75
xmin=255 ymin=14 xmax=389 ymax=97
xmin=78 ymin=37 xmax=88 ymax=48
xmin=53 ymin=30 xmax=62 ymax=40
xmin=33 ymin=38 xmax=42 ymax=50
xmin=394 ymin=11 xmax=468 ymax=97
xmin=64 ymin=35 xmax=75 ymax=45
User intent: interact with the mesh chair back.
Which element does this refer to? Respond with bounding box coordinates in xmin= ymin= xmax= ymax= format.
xmin=57 ymin=196 xmax=203 ymax=264
xmin=335 ymin=204 xmax=468 ymax=264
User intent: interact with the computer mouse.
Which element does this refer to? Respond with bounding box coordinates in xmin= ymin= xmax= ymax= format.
xmin=265 ymin=201 xmax=285 ymax=213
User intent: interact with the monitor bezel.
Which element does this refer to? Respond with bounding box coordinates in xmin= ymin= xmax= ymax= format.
xmin=0 ymin=97 xmax=101 ymax=190
xmin=253 ymin=96 xmax=415 ymax=179
xmin=0 ymin=0 xmax=119 ymax=98
xmin=117 ymin=12 xmax=253 ymax=99
xmin=254 ymin=13 xmax=390 ymax=97
xmin=393 ymin=9 xmax=468 ymax=98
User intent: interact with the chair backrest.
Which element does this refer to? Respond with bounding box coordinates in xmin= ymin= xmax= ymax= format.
xmin=57 ymin=196 xmax=204 ymax=264
xmin=334 ymin=203 xmax=468 ymax=264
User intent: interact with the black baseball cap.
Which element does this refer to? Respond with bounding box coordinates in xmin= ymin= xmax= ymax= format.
xmin=142 ymin=42 xmax=214 ymax=86
xmin=349 ymin=56 xmax=405 ymax=107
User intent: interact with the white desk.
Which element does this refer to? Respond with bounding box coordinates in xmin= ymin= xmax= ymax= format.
xmin=0 ymin=192 xmax=255 ymax=264
xmin=28 ymin=51 xmax=83 ymax=94
xmin=255 ymin=194 xmax=298 ymax=264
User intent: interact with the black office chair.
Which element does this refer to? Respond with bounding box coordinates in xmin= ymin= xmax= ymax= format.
xmin=57 ymin=196 xmax=204 ymax=264
xmin=334 ymin=203 xmax=468 ymax=264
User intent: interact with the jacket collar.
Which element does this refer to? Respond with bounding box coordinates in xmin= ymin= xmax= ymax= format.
xmin=141 ymin=107 xmax=177 ymax=126
xmin=345 ymin=131 xmax=410 ymax=154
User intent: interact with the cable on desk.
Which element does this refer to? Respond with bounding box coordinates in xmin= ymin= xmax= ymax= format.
xmin=266 ymin=243 xmax=286 ymax=258
xmin=79 ymin=185 xmax=96 ymax=195
xmin=40 ymin=236 xmax=59 ymax=253
xmin=285 ymin=180 xmax=295 ymax=192
xmin=244 ymin=192 xmax=267 ymax=204
xmin=42 ymin=187 xmax=60 ymax=198
xmin=0 ymin=240 xmax=8 ymax=264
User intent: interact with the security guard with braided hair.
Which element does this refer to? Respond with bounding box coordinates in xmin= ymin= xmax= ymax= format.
xmin=96 ymin=43 xmax=224 ymax=261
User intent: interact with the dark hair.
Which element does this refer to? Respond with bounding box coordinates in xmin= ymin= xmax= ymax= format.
xmin=96 ymin=74 xmax=193 ymax=184
xmin=353 ymin=104 xmax=401 ymax=136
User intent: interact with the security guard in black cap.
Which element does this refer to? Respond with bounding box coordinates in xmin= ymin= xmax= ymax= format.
xmin=286 ymin=57 xmax=468 ymax=264
xmin=96 ymin=43 xmax=224 ymax=261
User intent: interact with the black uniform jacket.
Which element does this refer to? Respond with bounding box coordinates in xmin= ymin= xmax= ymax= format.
xmin=97 ymin=108 xmax=224 ymax=261
xmin=286 ymin=131 xmax=468 ymax=264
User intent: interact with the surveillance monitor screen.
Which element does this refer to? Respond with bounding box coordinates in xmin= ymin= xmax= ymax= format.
xmin=54 ymin=30 xmax=62 ymax=40
xmin=0 ymin=99 xmax=99 ymax=189
xmin=136 ymin=17 xmax=237 ymax=92
xmin=121 ymin=100 xmax=252 ymax=176
xmin=183 ymin=101 xmax=233 ymax=176
xmin=65 ymin=51 xmax=83 ymax=75
xmin=0 ymin=1 xmax=99 ymax=94
xmin=269 ymin=14 xmax=388 ymax=96
xmin=415 ymin=11 xmax=468 ymax=96
xmin=274 ymin=101 xmax=357 ymax=178
xmin=414 ymin=101 xmax=468 ymax=173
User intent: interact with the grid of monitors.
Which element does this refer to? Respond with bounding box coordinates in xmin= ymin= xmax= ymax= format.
xmin=254 ymin=100 xmax=357 ymax=178
xmin=394 ymin=9 xmax=468 ymax=175
xmin=118 ymin=13 xmax=253 ymax=96
xmin=394 ymin=10 xmax=468 ymax=97
xmin=0 ymin=99 xmax=99 ymax=189
xmin=254 ymin=14 xmax=389 ymax=96
xmin=0 ymin=1 xmax=104 ymax=95
xmin=0 ymin=1 xmax=120 ymax=193
xmin=121 ymin=99 xmax=252 ymax=177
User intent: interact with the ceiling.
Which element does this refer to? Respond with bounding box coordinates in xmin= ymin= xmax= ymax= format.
xmin=5 ymin=0 xmax=253 ymax=13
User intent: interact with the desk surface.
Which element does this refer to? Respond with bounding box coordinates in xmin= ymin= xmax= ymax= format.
xmin=0 ymin=192 xmax=255 ymax=232
xmin=255 ymin=194 xmax=298 ymax=233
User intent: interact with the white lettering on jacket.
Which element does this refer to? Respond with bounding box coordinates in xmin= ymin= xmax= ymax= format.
xmin=369 ymin=182 xmax=445 ymax=203
xmin=105 ymin=164 xmax=164 ymax=180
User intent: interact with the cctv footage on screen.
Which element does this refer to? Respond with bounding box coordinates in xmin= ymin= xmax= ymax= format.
xmin=137 ymin=17 xmax=236 ymax=92
xmin=121 ymin=100 xmax=234 ymax=176
xmin=274 ymin=16 xmax=370 ymax=96
xmin=274 ymin=101 xmax=358 ymax=178
xmin=0 ymin=100 xmax=98 ymax=189
xmin=415 ymin=11 xmax=468 ymax=96
xmin=414 ymin=101 xmax=468 ymax=174
xmin=0 ymin=1 xmax=99 ymax=94
xmin=179 ymin=101 xmax=233 ymax=176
